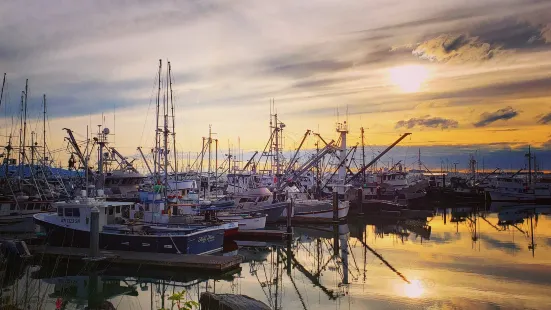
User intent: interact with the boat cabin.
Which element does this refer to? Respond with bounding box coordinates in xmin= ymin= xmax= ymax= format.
xmin=53 ymin=199 xmax=134 ymax=231
xmin=0 ymin=201 xmax=52 ymax=216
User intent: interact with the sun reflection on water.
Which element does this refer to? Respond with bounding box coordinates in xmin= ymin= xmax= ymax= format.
xmin=403 ymin=279 xmax=425 ymax=298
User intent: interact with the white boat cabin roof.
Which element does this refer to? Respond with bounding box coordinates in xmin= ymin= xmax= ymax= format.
xmin=54 ymin=199 xmax=134 ymax=208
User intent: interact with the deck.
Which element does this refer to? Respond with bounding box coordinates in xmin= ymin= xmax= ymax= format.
xmin=234 ymin=229 xmax=288 ymax=241
xmin=29 ymin=245 xmax=243 ymax=272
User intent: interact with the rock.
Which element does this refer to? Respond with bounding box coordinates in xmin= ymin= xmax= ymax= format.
xmin=200 ymin=292 xmax=270 ymax=310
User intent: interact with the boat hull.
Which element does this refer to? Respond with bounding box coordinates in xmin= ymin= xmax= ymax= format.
xmin=34 ymin=216 xmax=224 ymax=255
xmin=293 ymin=204 xmax=350 ymax=219
xmin=488 ymin=191 xmax=535 ymax=202
xmin=217 ymin=214 xmax=267 ymax=230
xmin=234 ymin=202 xmax=286 ymax=223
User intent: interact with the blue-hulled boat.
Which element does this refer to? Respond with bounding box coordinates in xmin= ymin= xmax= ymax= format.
xmin=34 ymin=193 xmax=225 ymax=255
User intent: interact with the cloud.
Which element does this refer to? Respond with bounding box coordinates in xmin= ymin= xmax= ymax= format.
xmin=470 ymin=18 xmax=548 ymax=49
xmin=474 ymin=106 xmax=520 ymax=127
xmin=412 ymin=34 xmax=502 ymax=63
xmin=411 ymin=18 xmax=551 ymax=63
xmin=423 ymin=77 xmax=551 ymax=102
xmin=395 ymin=116 xmax=459 ymax=130
xmin=542 ymin=24 xmax=551 ymax=43
xmin=538 ymin=112 xmax=551 ymax=124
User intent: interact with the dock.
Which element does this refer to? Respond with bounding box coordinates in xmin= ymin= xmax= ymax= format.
xmin=234 ymin=229 xmax=288 ymax=241
xmin=29 ymin=245 xmax=242 ymax=272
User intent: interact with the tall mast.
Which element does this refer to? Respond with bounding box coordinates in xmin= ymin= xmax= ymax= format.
xmin=168 ymin=61 xmax=177 ymax=177
xmin=30 ymin=132 xmax=35 ymax=165
xmin=527 ymin=146 xmax=532 ymax=185
xmin=22 ymin=79 xmax=28 ymax=167
xmin=154 ymin=60 xmax=162 ymax=181
xmin=215 ymin=139 xmax=218 ymax=179
xmin=5 ymin=135 xmax=12 ymax=176
xmin=361 ymin=127 xmax=366 ymax=183
xmin=207 ymin=125 xmax=212 ymax=193
xmin=0 ymin=73 xmax=5 ymax=110
xmin=18 ymin=91 xmax=24 ymax=175
xmin=43 ymin=94 xmax=47 ymax=165
xmin=164 ymin=60 xmax=169 ymax=203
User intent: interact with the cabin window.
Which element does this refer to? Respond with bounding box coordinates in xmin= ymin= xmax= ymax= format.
xmin=27 ymin=204 xmax=35 ymax=211
xmin=104 ymin=208 xmax=107 ymax=215
xmin=65 ymin=208 xmax=73 ymax=216
xmin=109 ymin=207 xmax=114 ymax=215
xmin=34 ymin=204 xmax=41 ymax=210
xmin=57 ymin=208 xmax=63 ymax=216
xmin=73 ymin=208 xmax=80 ymax=217
xmin=116 ymin=206 xmax=121 ymax=213
xmin=239 ymin=198 xmax=247 ymax=203
xmin=10 ymin=203 xmax=16 ymax=210
xmin=247 ymin=198 xmax=256 ymax=203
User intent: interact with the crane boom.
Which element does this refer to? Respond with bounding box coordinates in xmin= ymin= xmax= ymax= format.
xmin=137 ymin=147 xmax=153 ymax=175
xmin=346 ymin=133 xmax=411 ymax=184
xmin=284 ymin=129 xmax=311 ymax=174
xmin=63 ymin=128 xmax=95 ymax=177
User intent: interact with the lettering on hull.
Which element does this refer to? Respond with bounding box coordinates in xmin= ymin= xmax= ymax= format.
xmin=198 ymin=235 xmax=216 ymax=243
xmin=61 ymin=219 xmax=80 ymax=224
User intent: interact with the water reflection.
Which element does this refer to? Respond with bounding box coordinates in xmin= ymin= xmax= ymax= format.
xmin=1 ymin=203 xmax=551 ymax=309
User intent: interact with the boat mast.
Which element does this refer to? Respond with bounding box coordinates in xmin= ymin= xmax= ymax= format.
xmin=208 ymin=124 xmax=211 ymax=194
xmin=361 ymin=127 xmax=366 ymax=183
xmin=215 ymin=138 xmax=218 ymax=179
xmin=18 ymin=91 xmax=24 ymax=176
xmin=23 ymin=79 xmax=28 ymax=167
xmin=30 ymin=132 xmax=35 ymax=165
xmin=0 ymin=73 xmax=5 ymax=110
xmin=526 ymin=146 xmax=532 ymax=185
xmin=4 ymin=135 xmax=12 ymax=177
xmin=164 ymin=59 xmax=169 ymax=204
xmin=168 ymin=61 xmax=177 ymax=178
xmin=154 ymin=59 xmax=162 ymax=182
xmin=43 ymin=94 xmax=47 ymax=165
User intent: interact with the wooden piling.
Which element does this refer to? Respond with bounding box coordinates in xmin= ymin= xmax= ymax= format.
xmin=89 ymin=206 xmax=100 ymax=259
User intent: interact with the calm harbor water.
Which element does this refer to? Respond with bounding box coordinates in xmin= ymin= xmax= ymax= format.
xmin=2 ymin=204 xmax=551 ymax=309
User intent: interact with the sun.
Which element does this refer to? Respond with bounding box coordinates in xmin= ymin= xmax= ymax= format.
xmin=389 ymin=65 xmax=429 ymax=93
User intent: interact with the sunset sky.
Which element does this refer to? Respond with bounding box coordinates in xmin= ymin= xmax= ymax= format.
xmin=0 ymin=0 xmax=550 ymax=171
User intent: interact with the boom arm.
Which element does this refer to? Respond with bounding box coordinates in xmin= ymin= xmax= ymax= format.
xmin=346 ymin=133 xmax=411 ymax=184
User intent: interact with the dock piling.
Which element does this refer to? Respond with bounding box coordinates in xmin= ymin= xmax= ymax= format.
xmin=89 ymin=206 xmax=100 ymax=259
xmin=287 ymin=199 xmax=293 ymax=234
xmin=332 ymin=188 xmax=338 ymax=222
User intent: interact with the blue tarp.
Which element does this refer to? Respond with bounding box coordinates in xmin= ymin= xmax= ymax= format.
xmin=0 ymin=164 xmax=80 ymax=179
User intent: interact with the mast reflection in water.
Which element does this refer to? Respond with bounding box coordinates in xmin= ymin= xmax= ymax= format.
xmin=1 ymin=203 xmax=551 ymax=309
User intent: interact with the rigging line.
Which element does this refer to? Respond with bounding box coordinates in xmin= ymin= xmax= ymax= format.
xmin=139 ymin=69 xmax=161 ymax=148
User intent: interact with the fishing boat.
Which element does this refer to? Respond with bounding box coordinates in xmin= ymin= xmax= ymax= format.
xmin=129 ymin=191 xmax=240 ymax=238
xmin=34 ymin=191 xmax=225 ymax=255
xmin=486 ymin=177 xmax=535 ymax=202
xmin=0 ymin=196 xmax=53 ymax=233
xmin=292 ymin=199 xmax=349 ymax=220
xmin=216 ymin=213 xmax=267 ymax=230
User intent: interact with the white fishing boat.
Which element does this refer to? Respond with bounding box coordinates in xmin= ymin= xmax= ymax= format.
xmin=292 ymin=200 xmax=349 ymax=220
xmin=216 ymin=213 xmax=267 ymax=230
xmin=486 ymin=177 xmax=535 ymax=202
